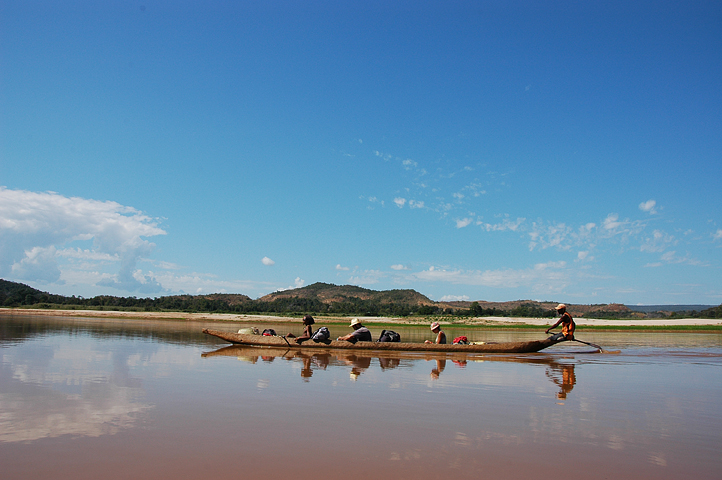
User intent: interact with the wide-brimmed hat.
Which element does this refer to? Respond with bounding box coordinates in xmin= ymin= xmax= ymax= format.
xmin=430 ymin=322 xmax=440 ymax=331
xmin=555 ymin=303 xmax=567 ymax=311
xmin=350 ymin=318 xmax=361 ymax=327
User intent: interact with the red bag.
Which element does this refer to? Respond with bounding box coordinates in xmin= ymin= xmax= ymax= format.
xmin=453 ymin=336 xmax=468 ymax=345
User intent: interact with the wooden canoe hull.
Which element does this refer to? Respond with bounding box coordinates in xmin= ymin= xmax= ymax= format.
xmin=202 ymin=328 xmax=562 ymax=353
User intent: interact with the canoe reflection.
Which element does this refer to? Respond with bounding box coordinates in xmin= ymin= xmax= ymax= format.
xmin=202 ymin=345 xmax=580 ymax=396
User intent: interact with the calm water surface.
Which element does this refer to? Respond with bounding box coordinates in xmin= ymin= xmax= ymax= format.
xmin=1 ymin=315 xmax=721 ymax=479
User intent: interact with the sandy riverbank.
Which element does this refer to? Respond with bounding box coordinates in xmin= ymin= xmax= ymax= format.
xmin=1 ymin=307 xmax=720 ymax=327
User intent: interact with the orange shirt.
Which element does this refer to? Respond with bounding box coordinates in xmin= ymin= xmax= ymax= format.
xmin=560 ymin=312 xmax=575 ymax=339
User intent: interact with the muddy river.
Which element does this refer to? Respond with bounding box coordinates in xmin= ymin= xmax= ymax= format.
xmin=1 ymin=315 xmax=720 ymax=479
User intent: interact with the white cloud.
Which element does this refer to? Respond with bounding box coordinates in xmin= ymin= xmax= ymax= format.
xmin=408 ymin=200 xmax=425 ymax=209
xmin=393 ymin=197 xmax=406 ymax=208
xmin=11 ymin=246 xmax=61 ymax=283
xmin=439 ymin=294 xmax=470 ymax=302
xmin=576 ymin=251 xmax=594 ymax=262
xmin=390 ymin=264 xmax=409 ymax=271
xmin=275 ymin=277 xmax=306 ymax=292
xmin=639 ymin=199 xmax=657 ymax=214
xmin=0 ymin=187 xmax=165 ymax=292
xmin=713 ymin=229 xmax=722 ymax=241
xmin=57 ymin=248 xmax=119 ymax=262
xmin=261 ymin=256 xmax=275 ymax=266
xmin=336 ymin=264 xmax=350 ymax=271
xmin=456 ymin=218 xmax=473 ymax=228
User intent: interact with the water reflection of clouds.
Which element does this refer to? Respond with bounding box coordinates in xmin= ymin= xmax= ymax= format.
xmin=0 ymin=382 xmax=150 ymax=443
xmin=0 ymin=340 xmax=152 ymax=444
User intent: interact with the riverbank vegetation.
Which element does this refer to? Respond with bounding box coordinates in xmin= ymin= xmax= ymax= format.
xmin=2 ymin=279 xmax=720 ymax=319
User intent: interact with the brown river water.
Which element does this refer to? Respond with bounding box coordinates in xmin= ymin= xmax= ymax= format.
xmin=1 ymin=315 xmax=721 ymax=479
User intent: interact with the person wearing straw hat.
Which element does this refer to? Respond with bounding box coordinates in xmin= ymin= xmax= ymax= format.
xmin=545 ymin=304 xmax=575 ymax=341
xmin=425 ymin=322 xmax=447 ymax=344
xmin=337 ymin=318 xmax=372 ymax=343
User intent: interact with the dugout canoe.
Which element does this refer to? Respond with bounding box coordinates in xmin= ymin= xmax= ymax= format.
xmin=202 ymin=328 xmax=563 ymax=353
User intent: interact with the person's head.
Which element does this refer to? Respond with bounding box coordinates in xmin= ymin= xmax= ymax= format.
xmin=555 ymin=303 xmax=567 ymax=313
xmin=303 ymin=314 xmax=315 ymax=325
xmin=350 ymin=318 xmax=362 ymax=330
xmin=430 ymin=321 xmax=441 ymax=333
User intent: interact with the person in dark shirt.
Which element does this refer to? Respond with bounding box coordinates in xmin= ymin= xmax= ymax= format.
xmin=337 ymin=318 xmax=372 ymax=343
xmin=286 ymin=314 xmax=315 ymax=344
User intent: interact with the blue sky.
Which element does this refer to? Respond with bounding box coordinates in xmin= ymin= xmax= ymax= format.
xmin=2 ymin=1 xmax=721 ymax=305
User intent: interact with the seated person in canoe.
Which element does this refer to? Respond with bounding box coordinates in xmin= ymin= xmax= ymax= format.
xmin=424 ymin=322 xmax=447 ymax=344
xmin=286 ymin=314 xmax=315 ymax=344
xmin=337 ymin=318 xmax=372 ymax=343
xmin=545 ymin=304 xmax=575 ymax=341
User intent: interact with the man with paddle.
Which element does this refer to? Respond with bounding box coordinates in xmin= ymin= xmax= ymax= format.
xmin=545 ymin=304 xmax=575 ymax=342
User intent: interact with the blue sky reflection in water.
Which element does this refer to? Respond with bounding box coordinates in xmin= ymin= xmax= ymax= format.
xmin=1 ymin=316 xmax=721 ymax=479
xmin=1 ymin=2 xmax=722 ymax=305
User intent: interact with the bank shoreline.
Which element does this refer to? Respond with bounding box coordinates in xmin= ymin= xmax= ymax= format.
xmin=2 ymin=307 xmax=721 ymax=330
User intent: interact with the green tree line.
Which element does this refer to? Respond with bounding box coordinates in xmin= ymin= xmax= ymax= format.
xmin=2 ymin=279 xmax=721 ymax=318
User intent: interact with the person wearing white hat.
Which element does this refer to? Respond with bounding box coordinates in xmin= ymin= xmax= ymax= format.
xmin=545 ymin=304 xmax=575 ymax=341
xmin=425 ymin=321 xmax=447 ymax=344
xmin=337 ymin=318 xmax=372 ymax=343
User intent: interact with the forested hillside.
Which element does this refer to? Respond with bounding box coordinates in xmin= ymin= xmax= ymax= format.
xmin=2 ymin=279 xmax=720 ymax=318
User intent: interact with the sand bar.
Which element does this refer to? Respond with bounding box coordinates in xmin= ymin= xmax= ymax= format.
xmin=1 ymin=307 xmax=720 ymax=327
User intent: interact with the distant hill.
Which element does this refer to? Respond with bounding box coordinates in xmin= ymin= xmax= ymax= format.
xmin=2 ymin=278 xmax=720 ymax=318
xmin=440 ymin=299 xmax=632 ymax=316
xmin=1 ymin=279 xmax=67 ymax=305
xmin=259 ymin=282 xmax=435 ymax=306
xmin=625 ymin=304 xmax=716 ymax=313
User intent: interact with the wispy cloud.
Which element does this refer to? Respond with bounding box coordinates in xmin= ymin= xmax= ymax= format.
xmin=148 ymin=271 xmax=272 ymax=296
xmin=402 ymin=159 xmax=418 ymax=170
xmin=393 ymin=197 xmax=407 ymax=208
xmin=658 ymin=251 xmax=706 ymax=266
xmin=479 ymin=216 xmax=525 ymax=232
xmin=348 ymin=270 xmax=385 ymax=285
xmin=390 ymin=264 xmax=409 ymax=271
xmin=336 ymin=264 xmax=350 ymax=271
xmin=411 ymin=262 xmax=568 ymax=291
xmin=640 ymin=230 xmax=676 ymax=253
xmin=261 ymin=256 xmax=275 ymax=266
